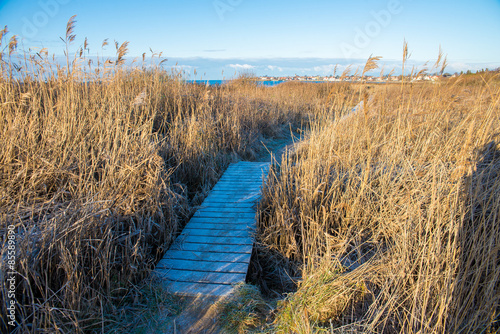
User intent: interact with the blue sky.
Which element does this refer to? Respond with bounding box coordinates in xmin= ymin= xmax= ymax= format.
xmin=1 ymin=0 xmax=499 ymax=78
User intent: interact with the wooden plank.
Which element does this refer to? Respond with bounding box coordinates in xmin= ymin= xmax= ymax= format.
xmin=186 ymin=223 xmax=256 ymax=232
xmin=218 ymin=176 xmax=266 ymax=182
xmin=219 ymin=174 xmax=265 ymax=179
xmin=206 ymin=187 xmax=263 ymax=193
xmin=210 ymin=188 xmax=261 ymax=194
xmin=202 ymin=197 xmax=261 ymax=203
xmin=214 ymin=182 xmax=263 ymax=186
xmin=222 ymin=169 xmax=268 ymax=173
xmin=226 ymin=165 xmax=269 ymax=171
xmin=201 ymin=199 xmax=261 ymax=206
xmin=155 ymin=268 xmax=246 ymax=284
xmin=215 ymin=182 xmax=264 ymax=187
xmin=160 ymin=281 xmax=235 ymax=297
xmin=181 ymin=228 xmax=251 ymax=237
xmin=224 ymin=168 xmax=269 ymax=174
xmin=201 ymin=198 xmax=261 ymax=205
xmin=227 ymin=162 xmax=269 ymax=167
xmin=170 ymin=242 xmax=253 ymax=253
xmin=220 ymin=173 xmax=267 ymax=177
xmin=217 ymin=179 xmax=264 ymax=184
xmin=193 ymin=211 xmax=256 ymax=219
xmin=198 ymin=202 xmax=256 ymax=209
xmin=204 ymin=195 xmax=260 ymax=202
xmin=212 ymin=184 xmax=262 ymax=190
xmin=188 ymin=217 xmax=256 ymax=225
xmin=225 ymin=166 xmax=264 ymax=171
xmin=218 ymin=180 xmax=265 ymax=184
xmin=220 ymin=169 xmax=268 ymax=175
xmin=195 ymin=206 xmax=255 ymax=214
xmin=207 ymin=190 xmax=262 ymax=197
xmin=176 ymin=235 xmax=253 ymax=246
xmin=162 ymin=250 xmax=251 ymax=263
xmin=185 ymin=222 xmax=255 ymax=231
xmin=210 ymin=183 xmax=263 ymax=189
xmin=195 ymin=208 xmax=255 ymax=216
xmin=203 ymin=194 xmax=262 ymax=205
xmin=224 ymin=165 xmax=269 ymax=171
xmin=218 ymin=174 xmax=266 ymax=178
xmin=157 ymin=259 xmax=248 ymax=273
xmin=204 ymin=192 xmax=262 ymax=198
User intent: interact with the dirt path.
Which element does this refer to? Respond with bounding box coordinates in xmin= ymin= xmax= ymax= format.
xmin=149 ymin=295 xmax=223 ymax=333
xmin=256 ymin=131 xmax=302 ymax=163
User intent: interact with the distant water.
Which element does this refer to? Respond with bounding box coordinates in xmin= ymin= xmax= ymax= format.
xmin=186 ymin=80 xmax=288 ymax=87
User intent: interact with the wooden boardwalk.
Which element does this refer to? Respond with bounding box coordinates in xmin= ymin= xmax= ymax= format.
xmin=154 ymin=162 xmax=270 ymax=297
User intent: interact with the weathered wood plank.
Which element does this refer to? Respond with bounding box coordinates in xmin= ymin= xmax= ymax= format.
xmin=195 ymin=206 xmax=255 ymax=214
xmin=200 ymin=200 xmax=260 ymax=207
xmin=212 ymin=184 xmax=262 ymax=191
xmin=219 ymin=174 xmax=265 ymax=179
xmin=227 ymin=162 xmax=269 ymax=167
xmin=201 ymin=199 xmax=261 ymax=206
xmin=181 ymin=228 xmax=251 ymax=237
xmin=210 ymin=188 xmax=261 ymax=194
xmin=218 ymin=179 xmax=264 ymax=184
xmin=203 ymin=194 xmax=262 ymax=202
xmin=162 ymin=250 xmax=252 ymax=263
xmin=193 ymin=211 xmax=255 ymax=219
xmin=185 ymin=222 xmax=255 ymax=232
xmin=176 ymin=235 xmax=253 ymax=246
xmin=212 ymin=181 xmax=264 ymax=186
xmin=197 ymin=202 xmax=256 ymax=209
xmin=188 ymin=217 xmax=256 ymax=225
xmin=170 ymin=242 xmax=253 ymax=253
xmin=207 ymin=189 xmax=262 ymax=197
xmin=205 ymin=191 xmax=263 ymax=197
xmin=225 ymin=164 xmax=269 ymax=171
xmin=155 ymin=268 xmax=246 ymax=284
xmin=185 ymin=222 xmax=255 ymax=231
xmin=210 ymin=182 xmax=263 ymax=188
xmin=224 ymin=168 xmax=269 ymax=174
xmin=161 ymin=281 xmax=235 ymax=297
xmin=221 ymin=169 xmax=268 ymax=174
xmin=156 ymin=259 xmax=248 ymax=273
xmin=218 ymin=177 xmax=266 ymax=182
xmin=225 ymin=167 xmax=266 ymax=172
xmin=219 ymin=175 xmax=265 ymax=179
xmin=220 ymin=170 xmax=268 ymax=176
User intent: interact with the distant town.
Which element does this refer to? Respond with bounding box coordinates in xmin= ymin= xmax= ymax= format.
xmin=258 ymin=73 xmax=456 ymax=83
xmin=256 ymin=68 xmax=499 ymax=83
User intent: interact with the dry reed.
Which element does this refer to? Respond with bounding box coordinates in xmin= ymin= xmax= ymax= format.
xmin=257 ymin=68 xmax=500 ymax=332
xmin=0 ymin=21 xmax=321 ymax=332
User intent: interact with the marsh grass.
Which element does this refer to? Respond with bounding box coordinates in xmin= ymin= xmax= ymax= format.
xmin=216 ymin=283 xmax=272 ymax=334
xmin=257 ymin=65 xmax=500 ymax=332
xmin=0 ymin=21 xmax=323 ymax=332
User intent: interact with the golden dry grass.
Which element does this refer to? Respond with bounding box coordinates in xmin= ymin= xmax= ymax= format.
xmin=257 ymin=71 xmax=500 ymax=332
xmin=0 ymin=26 xmax=323 ymax=332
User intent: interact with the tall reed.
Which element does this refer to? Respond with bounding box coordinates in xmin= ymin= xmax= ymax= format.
xmin=0 ymin=22 xmax=321 ymax=331
xmin=258 ymin=67 xmax=500 ymax=332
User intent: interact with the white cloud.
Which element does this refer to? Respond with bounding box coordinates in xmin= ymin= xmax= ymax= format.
xmin=267 ymin=65 xmax=283 ymax=72
xmin=228 ymin=64 xmax=255 ymax=70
